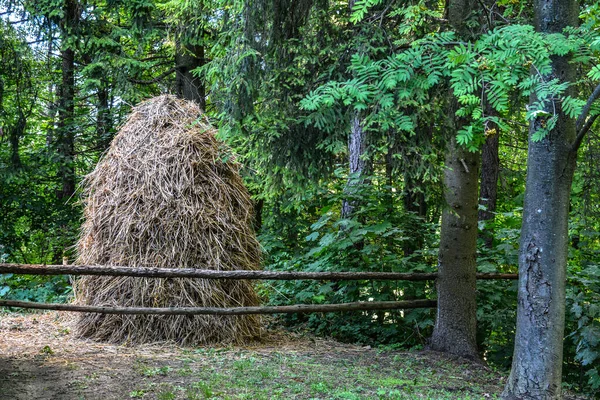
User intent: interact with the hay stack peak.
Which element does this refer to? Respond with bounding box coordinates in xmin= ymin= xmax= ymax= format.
xmin=74 ymin=95 xmax=262 ymax=345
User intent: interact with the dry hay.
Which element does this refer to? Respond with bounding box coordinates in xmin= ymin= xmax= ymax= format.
xmin=73 ymin=95 xmax=262 ymax=345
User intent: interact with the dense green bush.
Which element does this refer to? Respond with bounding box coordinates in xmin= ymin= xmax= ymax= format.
xmin=261 ymin=174 xmax=438 ymax=346
xmin=565 ymin=265 xmax=600 ymax=394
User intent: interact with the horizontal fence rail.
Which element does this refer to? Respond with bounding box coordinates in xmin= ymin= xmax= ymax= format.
xmin=0 ymin=299 xmax=438 ymax=315
xmin=0 ymin=264 xmax=519 ymax=281
xmin=0 ymin=263 xmax=516 ymax=315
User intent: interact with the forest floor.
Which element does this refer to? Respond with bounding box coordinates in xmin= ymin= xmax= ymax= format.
xmin=0 ymin=312 xmax=581 ymax=400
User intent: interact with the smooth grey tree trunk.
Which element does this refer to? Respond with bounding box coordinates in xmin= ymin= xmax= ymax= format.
xmin=430 ymin=136 xmax=480 ymax=359
xmin=429 ymin=0 xmax=480 ymax=359
xmin=502 ymin=0 xmax=578 ymax=398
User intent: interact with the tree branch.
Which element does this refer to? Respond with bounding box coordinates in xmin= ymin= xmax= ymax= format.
xmin=576 ymin=82 xmax=600 ymax=131
xmin=128 ymin=67 xmax=177 ymax=85
xmin=572 ymin=113 xmax=599 ymax=152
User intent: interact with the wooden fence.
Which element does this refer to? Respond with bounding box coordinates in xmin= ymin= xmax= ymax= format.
xmin=0 ymin=263 xmax=517 ymax=315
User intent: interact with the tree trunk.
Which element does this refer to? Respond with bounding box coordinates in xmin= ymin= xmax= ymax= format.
xmin=9 ymin=112 xmax=25 ymax=169
xmin=429 ymin=0 xmax=480 ymax=359
xmin=341 ymin=114 xmax=368 ymax=219
xmin=478 ymin=114 xmax=500 ymax=248
xmin=401 ymin=172 xmax=428 ymax=324
xmin=56 ymin=0 xmax=79 ymax=200
xmin=502 ymin=0 xmax=578 ymax=397
xmin=403 ymin=175 xmax=427 ymax=224
xmin=253 ymin=198 xmax=264 ymax=233
xmin=175 ymin=43 xmax=206 ymax=110
xmin=96 ymin=84 xmax=112 ymax=151
xmin=430 ymin=137 xmax=480 ymax=359
xmin=341 ymin=1 xmax=369 ymax=222
xmin=385 ymin=142 xmax=394 ymax=215
xmin=57 ymin=46 xmax=76 ymax=200
xmin=477 ymin=0 xmax=500 ymax=250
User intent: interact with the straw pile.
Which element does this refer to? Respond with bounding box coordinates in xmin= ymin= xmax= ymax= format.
xmin=73 ymin=95 xmax=262 ymax=345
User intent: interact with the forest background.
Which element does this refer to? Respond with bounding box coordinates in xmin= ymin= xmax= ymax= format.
xmin=0 ymin=0 xmax=599 ymax=396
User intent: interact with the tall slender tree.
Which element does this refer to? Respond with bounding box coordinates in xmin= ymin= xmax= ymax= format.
xmin=56 ymin=0 xmax=80 ymax=200
xmin=429 ymin=0 xmax=480 ymax=359
xmin=341 ymin=0 xmax=369 ymax=221
xmin=502 ymin=0 xmax=581 ymax=397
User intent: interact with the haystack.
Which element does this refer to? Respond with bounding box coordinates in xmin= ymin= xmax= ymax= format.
xmin=73 ymin=95 xmax=262 ymax=345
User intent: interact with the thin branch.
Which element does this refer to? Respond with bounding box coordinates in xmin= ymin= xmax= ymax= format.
xmin=139 ymin=55 xmax=171 ymax=62
xmin=378 ymin=0 xmax=395 ymax=28
xmin=570 ymin=82 xmax=600 ymax=152
xmin=460 ymin=158 xmax=470 ymax=173
xmin=392 ymin=41 xmax=467 ymax=52
xmin=572 ymin=113 xmax=600 ymax=152
xmin=9 ymin=19 xmax=29 ymax=25
xmin=576 ymin=82 xmax=600 ymax=131
xmin=475 ymin=0 xmax=493 ymax=29
xmin=0 ymin=263 xmax=437 ymax=281
xmin=128 ymin=67 xmax=177 ymax=85
xmin=26 ymin=38 xmax=48 ymax=45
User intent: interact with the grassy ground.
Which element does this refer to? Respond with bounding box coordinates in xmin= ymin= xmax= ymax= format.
xmin=128 ymin=347 xmax=502 ymax=399
xmin=2 ymin=311 xmax=583 ymax=400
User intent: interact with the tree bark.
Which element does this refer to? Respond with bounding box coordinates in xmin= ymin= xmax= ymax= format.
xmin=9 ymin=112 xmax=25 ymax=169
xmin=429 ymin=0 xmax=480 ymax=360
xmin=478 ymin=115 xmax=500 ymax=248
xmin=175 ymin=43 xmax=206 ymax=110
xmin=502 ymin=0 xmax=578 ymax=397
xmin=96 ymin=83 xmax=113 ymax=151
xmin=477 ymin=0 xmax=500 ymax=250
xmin=430 ymin=137 xmax=480 ymax=359
xmin=341 ymin=114 xmax=368 ymax=219
xmin=56 ymin=0 xmax=79 ymax=200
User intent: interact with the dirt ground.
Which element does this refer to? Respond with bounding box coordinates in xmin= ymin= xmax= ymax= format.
xmin=1 ymin=312 xmax=183 ymax=399
xmin=0 ymin=312 xmax=586 ymax=400
xmin=0 ymin=312 xmax=337 ymax=400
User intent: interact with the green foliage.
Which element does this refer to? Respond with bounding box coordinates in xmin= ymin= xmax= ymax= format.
xmin=303 ymin=23 xmax=600 ymax=149
xmin=261 ymin=172 xmax=437 ymax=345
xmin=0 ymin=17 xmax=79 ymax=302
xmin=566 ymin=265 xmax=600 ymax=393
xmin=475 ymin=215 xmax=522 ymax=369
xmin=350 ymin=0 xmax=383 ymax=24
xmin=0 ymin=273 xmax=71 ymax=303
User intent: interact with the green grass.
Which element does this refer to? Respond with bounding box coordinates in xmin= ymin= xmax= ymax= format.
xmin=131 ymin=348 xmax=503 ymax=399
